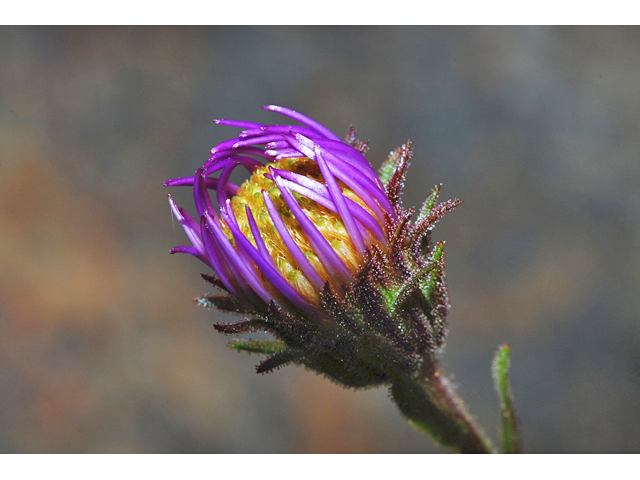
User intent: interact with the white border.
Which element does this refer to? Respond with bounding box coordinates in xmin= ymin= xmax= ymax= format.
xmin=2 ymin=454 xmax=639 ymax=480
xmin=3 ymin=1 xmax=638 ymax=25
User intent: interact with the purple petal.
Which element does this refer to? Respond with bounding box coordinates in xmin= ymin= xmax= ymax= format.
xmin=214 ymin=119 xmax=265 ymax=129
xmin=205 ymin=211 xmax=275 ymax=307
xmin=313 ymin=138 xmax=382 ymax=185
xmin=268 ymin=148 xmax=304 ymax=159
xmin=271 ymin=172 xmax=352 ymax=282
xmin=203 ymin=212 xmax=268 ymax=307
xmin=204 ymin=147 xmax=272 ymax=173
xmin=293 ymin=134 xmax=373 ymax=173
xmin=271 ymin=170 xmax=386 ymax=244
xmin=261 ymin=191 xmax=325 ymax=289
xmin=193 ymin=169 xmax=215 ymax=218
xmin=168 ymin=194 xmax=207 ymax=260
xmin=265 ymin=140 xmax=290 ymax=150
xmin=320 ymin=145 xmax=395 ymax=217
xmin=226 ymin=155 xmax=264 ymax=170
xmin=208 ymin=146 xmax=273 ymax=164
xmin=244 ymin=205 xmax=271 ymax=259
xmin=231 ymin=134 xmax=288 ymax=149
xmin=199 ymin=214 xmax=249 ymax=302
xmin=164 ymin=176 xmax=239 ymax=197
xmin=313 ymin=138 xmax=372 ymax=167
xmin=314 ymin=145 xmax=365 ymax=256
xmin=210 ymin=137 xmax=243 ymax=154
xmin=288 ymin=131 xmax=378 ymax=183
xmin=203 ymin=157 xmax=237 ymax=176
xmin=224 ymin=205 xmax=316 ymax=314
xmin=169 ymin=245 xmax=209 ymax=265
xmin=283 ymin=133 xmax=389 ymax=222
xmin=239 ymin=125 xmax=321 ymax=139
xmin=263 ymin=105 xmax=342 ymax=141
xmin=216 ymin=161 xmax=238 ymax=219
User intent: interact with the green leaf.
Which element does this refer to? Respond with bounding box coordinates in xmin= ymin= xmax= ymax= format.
xmin=419 ymin=242 xmax=444 ymax=298
xmin=492 ymin=345 xmax=521 ymax=453
xmin=228 ymin=340 xmax=287 ymax=355
xmin=416 ymin=184 xmax=442 ymax=224
xmin=394 ymin=263 xmax=437 ymax=309
xmin=378 ymin=146 xmax=404 ymax=186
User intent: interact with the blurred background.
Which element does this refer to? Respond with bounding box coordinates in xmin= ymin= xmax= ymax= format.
xmin=1 ymin=26 xmax=639 ymax=453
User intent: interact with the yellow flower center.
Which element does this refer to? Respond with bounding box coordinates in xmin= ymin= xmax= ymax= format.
xmin=222 ymin=157 xmax=374 ymax=303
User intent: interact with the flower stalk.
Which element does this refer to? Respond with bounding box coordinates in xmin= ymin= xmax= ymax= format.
xmin=391 ymin=359 xmax=495 ymax=453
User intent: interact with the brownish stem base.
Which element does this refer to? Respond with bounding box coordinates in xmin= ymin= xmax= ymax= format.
xmin=391 ymin=359 xmax=495 ymax=453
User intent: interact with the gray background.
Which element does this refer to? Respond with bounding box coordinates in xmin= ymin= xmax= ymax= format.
xmin=1 ymin=26 xmax=638 ymax=453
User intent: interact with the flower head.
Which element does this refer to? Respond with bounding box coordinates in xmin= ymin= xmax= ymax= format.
xmin=166 ymin=106 xmax=461 ymax=387
xmin=167 ymin=106 xmax=391 ymax=315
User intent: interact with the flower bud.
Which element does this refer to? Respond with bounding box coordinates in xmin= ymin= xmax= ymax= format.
xmin=166 ymin=106 xmax=461 ymax=388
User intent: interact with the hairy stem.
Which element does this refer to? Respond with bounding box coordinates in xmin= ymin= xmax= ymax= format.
xmin=391 ymin=358 xmax=495 ymax=453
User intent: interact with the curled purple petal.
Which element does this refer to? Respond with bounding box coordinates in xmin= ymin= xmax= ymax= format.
xmin=164 ymin=176 xmax=240 ymax=197
xmin=269 ymin=149 xmax=304 ymax=159
xmin=168 ymin=194 xmax=207 ymax=260
xmin=263 ymin=105 xmax=342 ymax=141
xmin=271 ymin=170 xmax=385 ymax=244
xmin=214 ymin=119 xmax=265 ymax=129
xmin=314 ymin=145 xmax=366 ymax=256
xmin=210 ymin=137 xmax=243 ymax=154
xmin=193 ymin=169 xmax=215 ymax=218
xmin=204 ymin=212 xmax=270 ymax=307
xmin=224 ymin=204 xmax=318 ymax=314
xmin=320 ymin=145 xmax=395 ymax=218
xmin=283 ymin=133 xmax=389 ymax=221
xmin=169 ymin=245 xmax=210 ymax=266
xmin=265 ymin=140 xmax=290 ymax=150
xmin=199 ymin=214 xmax=248 ymax=302
xmin=289 ymin=132 xmax=381 ymax=189
xmin=240 ymin=125 xmax=322 ymax=140
xmin=207 ymin=146 xmax=272 ymax=165
xmin=313 ymin=138 xmax=382 ymax=185
xmin=272 ymin=172 xmax=352 ymax=282
xmin=232 ymin=134 xmax=289 ymax=150
xmin=216 ymin=161 xmax=239 ymax=220
xmin=261 ymin=190 xmax=325 ymax=290
xmin=243 ymin=205 xmax=271 ymax=259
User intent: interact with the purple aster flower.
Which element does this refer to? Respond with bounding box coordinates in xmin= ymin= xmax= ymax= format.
xmin=165 ymin=106 xmax=516 ymax=454
xmin=166 ymin=105 xmax=393 ymax=316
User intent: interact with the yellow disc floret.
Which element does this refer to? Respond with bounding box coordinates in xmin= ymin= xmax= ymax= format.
xmin=220 ymin=157 xmax=374 ymax=304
